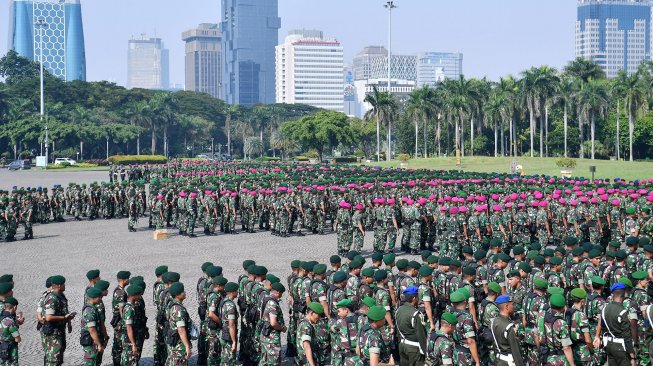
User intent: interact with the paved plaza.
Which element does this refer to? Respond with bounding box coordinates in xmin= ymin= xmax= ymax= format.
xmin=0 ymin=169 xmax=402 ymax=365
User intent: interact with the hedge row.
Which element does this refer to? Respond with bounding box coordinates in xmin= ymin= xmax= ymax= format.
xmin=108 ymin=155 xmax=167 ymax=165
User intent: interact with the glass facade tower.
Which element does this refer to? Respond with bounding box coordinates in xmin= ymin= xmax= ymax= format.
xmin=9 ymin=0 xmax=86 ymax=81
xmin=576 ymin=0 xmax=652 ymax=77
xmin=221 ymin=0 xmax=281 ymax=105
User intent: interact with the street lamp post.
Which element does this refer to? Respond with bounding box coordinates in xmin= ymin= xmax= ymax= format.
xmin=35 ymin=19 xmax=48 ymax=165
xmin=384 ymin=1 xmax=396 ymax=161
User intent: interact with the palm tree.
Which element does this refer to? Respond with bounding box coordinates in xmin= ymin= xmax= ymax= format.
xmin=615 ymin=69 xmax=647 ymax=161
xmin=364 ymin=86 xmax=398 ymax=161
xmin=564 ymin=57 xmax=606 ymax=83
xmin=442 ymin=76 xmax=479 ymax=157
xmin=406 ymin=85 xmax=436 ymax=157
xmin=497 ymin=76 xmax=518 ymax=156
xmin=575 ymin=79 xmax=608 ymax=159
xmin=223 ymin=105 xmax=240 ymax=156
xmin=520 ymin=68 xmax=539 ymax=157
xmin=552 ymin=76 xmax=576 ymax=157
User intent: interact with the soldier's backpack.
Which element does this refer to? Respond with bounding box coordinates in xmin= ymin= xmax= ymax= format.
xmin=426 ymin=331 xmax=448 ymax=356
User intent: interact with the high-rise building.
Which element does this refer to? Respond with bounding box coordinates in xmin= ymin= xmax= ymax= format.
xmin=352 ymin=46 xmax=388 ymax=81
xmin=416 ymin=52 xmax=463 ymax=86
xmin=276 ymin=29 xmax=344 ymax=112
xmin=576 ymin=0 xmax=652 ymax=77
xmin=8 ymin=0 xmax=86 ymax=81
xmin=221 ymin=0 xmax=281 ymax=105
xmin=182 ymin=23 xmax=222 ymax=99
xmin=127 ymin=35 xmax=169 ymax=90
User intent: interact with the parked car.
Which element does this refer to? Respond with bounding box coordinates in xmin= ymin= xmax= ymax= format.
xmin=54 ymin=158 xmax=77 ymax=166
xmin=8 ymin=160 xmax=31 ymax=170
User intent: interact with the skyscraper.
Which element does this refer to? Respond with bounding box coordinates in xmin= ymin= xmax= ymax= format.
xmin=416 ymin=52 xmax=463 ymax=86
xmin=576 ymin=0 xmax=652 ymax=77
xmin=127 ymin=36 xmax=169 ymax=90
xmin=276 ymin=29 xmax=344 ymax=112
xmin=9 ymin=0 xmax=86 ymax=81
xmin=221 ymin=0 xmax=281 ymax=105
xmin=182 ymin=23 xmax=222 ymax=99
xmin=352 ymin=46 xmax=388 ymax=81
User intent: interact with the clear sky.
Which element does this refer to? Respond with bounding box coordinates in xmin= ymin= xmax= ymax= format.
xmin=0 ymin=0 xmax=577 ymax=86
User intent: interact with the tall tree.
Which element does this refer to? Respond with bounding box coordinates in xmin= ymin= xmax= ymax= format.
xmin=575 ymin=79 xmax=608 ymax=159
xmin=615 ymin=68 xmax=648 ymax=161
xmin=406 ymin=85 xmax=436 ymax=157
xmin=364 ymin=86 xmax=398 ymax=161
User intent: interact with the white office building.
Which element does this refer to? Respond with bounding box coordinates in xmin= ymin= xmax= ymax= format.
xmin=276 ymin=29 xmax=344 ymax=112
xmin=416 ymin=52 xmax=463 ymax=86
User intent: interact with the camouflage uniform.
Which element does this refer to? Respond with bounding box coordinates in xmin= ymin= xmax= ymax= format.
xmin=219 ymin=297 xmax=238 ymax=366
xmin=351 ymin=210 xmax=365 ymax=252
xmin=541 ymin=311 xmax=573 ymax=366
xmin=166 ymin=300 xmax=192 ymax=366
xmin=0 ymin=311 xmax=20 ymax=366
xmin=358 ymin=324 xmax=386 ymax=366
xmin=296 ymin=318 xmax=316 ymax=365
xmin=205 ymin=289 xmax=224 ymax=366
xmin=80 ymin=303 xmax=101 ymax=366
xmin=336 ymin=208 xmax=353 ymax=254
xmin=111 ymin=285 xmax=127 ymax=365
xmin=426 ymin=330 xmax=454 ymax=365
xmin=329 ymin=313 xmax=362 ymax=366
xmin=631 ymin=287 xmax=652 ymax=366
xmin=452 ymin=309 xmax=476 ymax=366
xmin=568 ymin=306 xmax=593 ymax=365
xmin=121 ymin=301 xmax=139 ymax=366
xmin=42 ymin=291 xmax=67 ymax=366
xmin=260 ymin=297 xmax=283 ymax=366
xmin=584 ymin=291 xmax=606 ymax=365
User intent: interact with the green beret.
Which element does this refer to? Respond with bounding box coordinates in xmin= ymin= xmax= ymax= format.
xmin=374 ymin=269 xmax=388 ymax=282
xmin=243 ymin=260 xmax=256 ymax=270
xmin=257 ymin=266 xmax=268 ymax=276
xmin=213 ymin=276 xmax=228 ymax=286
xmin=224 ymin=282 xmax=239 ymax=293
xmin=165 ymin=272 xmax=180 ymax=283
xmin=335 ymin=299 xmax=352 ymax=309
xmin=608 ymin=241 xmax=620 ymax=249
xmin=206 ymin=266 xmax=223 ymax=278
xmin=419 ymin=266 xmax=434 ymax=277
xmin=555 ymin=247 xmax=566 ymax=255
xmin=421 ymin=250 xmax=432 ymax=260
xmin=155 ymin=266 xmax=169 ymax=276
xmin=543 ymin=248 xmax=555 ymax=257
xmin=488 ymin=282 xmax=502 ymax=294
xmin=645 ymin=245 xmax=653 ymax=254
xmin=563 ymin=236 xmax=579 ymax=246
xmin=616 ymin=250 xmax=628 ymax=260
xmin=518 ymin=263 xmax=532 ymax=274
xmin=117 ymin=271 xmax=131 ymax=280
xmin=591 ymin=276 xmax=606 ymax=286
xmin=266 ymin=274 xmax=280 ymax=284
xmin=271 ymin=282 xmax=285 ymax=293
xmin=408 ymin=261 xmax=421 ymax=270
xmin=308 ymin=302 xmax=324 ymax=316
xmin=571 ymin=288 xmax=587 ymax=300
xmin=86 ymin=288 xmax=102 ymax=299
xmin=3 ymin=297 xmax=18 ymax=306
xmin=347 ymin=251 xmax=359 ymax=260
xmin=362 ymin=297 xmax=376 ymax=308
xmin=618 ymin=277 xmax=633 ymax=288
xmin=396 ymin=259 xmax=409 ymax=270
xmin=361 ymin=268 xmax=375 ymax=278
xmin=50 ymin=275 xmax=65 ymax=285
xmin=0 ymin=274 xmax=13 ymax=283
xmin=626 ymin=236 xmax=639 ymax=246
xmin=94 ymin=280 xmax=110 ymax=292
xmin=367 ymin=306 xmax=386 ymax=321
xmin=333 ymin=271 xmax=347 ymax=283
xmin=474 ymin=250 xmax=487 ymax=261
xmin=130 ymin=276 xmax=144 ymax=284
xmin=534 ymin=256 xmax=545 ymax=265
xmin=450 ymin=291 xmax=466 ymax=303
xmin=427 ymin=255 xmax=438 ymax=264
xmin=441 ymin=312 xmax=458 ymax=326
xmin=350 ymin=260 xmax=363 ymax=269
xmin=247 ymin=264 xmax=257 ymax=274
xmin=549 ymin=257 xmax=562 ymax=265
xmin=632 ymin=271 xmax=648 ymax=281
xmin=605 ymin=251 xmax=616 ymax=259
xmin=372 ymin=251 xmax=384 ymax=261
xmin=534 ymin=278 xmax=548 ymax=290
xmin=462 ymin=267 xmax=476 ymax=276
xmin=513 ymin=246 xmax=525 ymax=255
xmin=526 ymin=251 xmax=539 ymax=260
xmin=641 ymin=238 xmax=652 ymax=247
xmin=572 ymin=247 xmax=584 ymax=256
xmin=313 ymin=264 xmax=327 ymax=275
xmin=438 ymin=257 xmax=452 ymax=266
xmin=507 ymin=270 xmax=520 ymax=279
xmin=329 ymin=256 xmax=341 ymax=265
xmin=588 ymin=249 xmax=601 ymax=259
xmin=450 ymin=259 xmax=462 ymax=268
xmin=383 ymin=253 xmax=396 ymax=265
xmin=125 ymin=285 xmax=142 ymax=297
xmin=550 ymin=294 xmax=566 ymax=308
xmin=169 ymin=282 xmax=185 ymax=297
xmin=626 ymin=207 xmax=636 ymax=215
xmin=86 ymin=270 xmax=100 ymax=280
xmin=530 ymin=242 xmax=542 ymax=251
xmin=0 ymin=282 xmax=12 ymax=295
xmin=201 ymin=262 xmax=214 ymax=272
xmin=462 ymin=246 xmax=473 ymax=255
xmin=490 ymin=238 xmax=502 ymax=248
xmin=547 ymin=287 xmax=564 ymax=296
xmin=291 ymin=260 xmax=301 ymax=269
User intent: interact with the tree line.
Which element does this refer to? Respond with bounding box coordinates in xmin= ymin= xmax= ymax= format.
xmin=1 ymin=50 xmax=653 ymax=162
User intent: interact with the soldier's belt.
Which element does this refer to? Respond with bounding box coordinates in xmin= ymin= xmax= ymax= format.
xmin=498 ymin=354 xmax=514 ymax=363
xmin=399 ymin=338 xmax=420 ymax=348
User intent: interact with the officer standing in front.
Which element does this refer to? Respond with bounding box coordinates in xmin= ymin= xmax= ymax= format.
xmin=593 ymin=282 xmax=636 ymax=366
xmin=490 ymin=294 xmax=525 ymax=366
xmin=395 ymin=286 xmax=426 ymax=366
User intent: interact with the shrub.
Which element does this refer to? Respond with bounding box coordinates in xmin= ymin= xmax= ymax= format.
xmin=75 ymin=163 xmax=98 ymax=168
xmin=305 ymin=150 xmax=319 ymax=159
xmin=398 ymin=154 xmax=411 ymax=162
xmin=257 ymin=157 xmax=281 ymax=162
xmin=59 ymin=161 xmax=71 ymax=167
xmin=46 ymin=164 xmax=65 ymax=170
xmin=332 ymin=157 xmax=358 ymax=164
xmin=294 ymin=156 xmax=309 ymax=162
xmin=82 ymin=159 xmax=109 ymax=166
xmin=556 ymin=157 xmax=577 ymax=169
xmin=108 ymin=155 xmax=167 ymax=165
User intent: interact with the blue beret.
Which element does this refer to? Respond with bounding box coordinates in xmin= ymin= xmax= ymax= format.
xmin=496 ymin=294 xmax=513 ymax=304
xmin=403 ymin=286 xmax=419 ymax=295
xmin=610 ymin=283 xmax=626 ymax=292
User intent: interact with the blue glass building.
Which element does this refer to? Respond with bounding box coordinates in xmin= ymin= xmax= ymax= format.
xmin=8 ymin=0 xmax=86 ymax=81
xmin=576 ymin=0 xmax=651 ymax=77
xmin=221 ymin=0 xmax=280 ymax=105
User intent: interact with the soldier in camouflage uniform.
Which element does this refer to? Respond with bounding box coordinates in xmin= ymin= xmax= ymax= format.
xmin=41 ymin=275 xmax=75 ymax=366
xmin=449 ymin=290 xmax=480 ymax=366
xmin=219 ymin=282 xmax=239 ymax=366
xmin=120 ymin=285 xmax=142 ymax=366
xmin=260 ymin=283 xmax=286 ymax=366
xmin=166 ymin=282 xmax=193 ymax=366
xmin=21 ymin=196 xmax=33 ymax=240
xmin=541 ymin=294 xmax=575 ymax=365
xmin=296 ymin=302 xmax=324 ymax=366
xmin=80 ymin=288 xmax=104 ymax=366
xmin=358 ymin=306 xmax=388 ymax=366
xmin=407 ymin=202 xmax=422 ymax=254
xmin=522 ymin=277 xmax=548 ymax=364
xmin=584 ymin=276 xmax=606 ymax=365
xmin=335 ymin=202 xmax=353 ymax=256
xmin=0 ymin=297 xmax=21 ymax=366
xmin=329 ymin=298 xmax=361 ymax=366
xmin=186 ymin=192 xmax=199 ymax=237
xmin=352 ymin=205 xmax=365 ymax=252
xmin=631 ymin=271 xmax=652 ymax=366
xmin=568 ymin=288 xmax=594 ymax=365
xmin=426 ymin=312 xmax=456 ymax=366
xmin=3 ymin=199 xmax=18 ymax=242
xmin=111 ymin=271 xmax=130 ymax=366
xmin=127 ymin=190 xmax=138 ymax=232
xmin=205 ymin=275 xmax=226 ymax=366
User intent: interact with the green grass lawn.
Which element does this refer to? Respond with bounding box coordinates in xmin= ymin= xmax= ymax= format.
xmin=362 ymin=157 xmax=653 ymax=181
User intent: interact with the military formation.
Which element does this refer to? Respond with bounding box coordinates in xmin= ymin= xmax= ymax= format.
xmin=2 ymin=161 xmax=653 ymax=365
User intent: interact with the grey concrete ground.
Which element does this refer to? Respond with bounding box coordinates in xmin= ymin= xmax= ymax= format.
xmin=0 ymin=170 xmax=411 ymax=365
xmin=0 ymin=168 xmax=109 ymax=191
